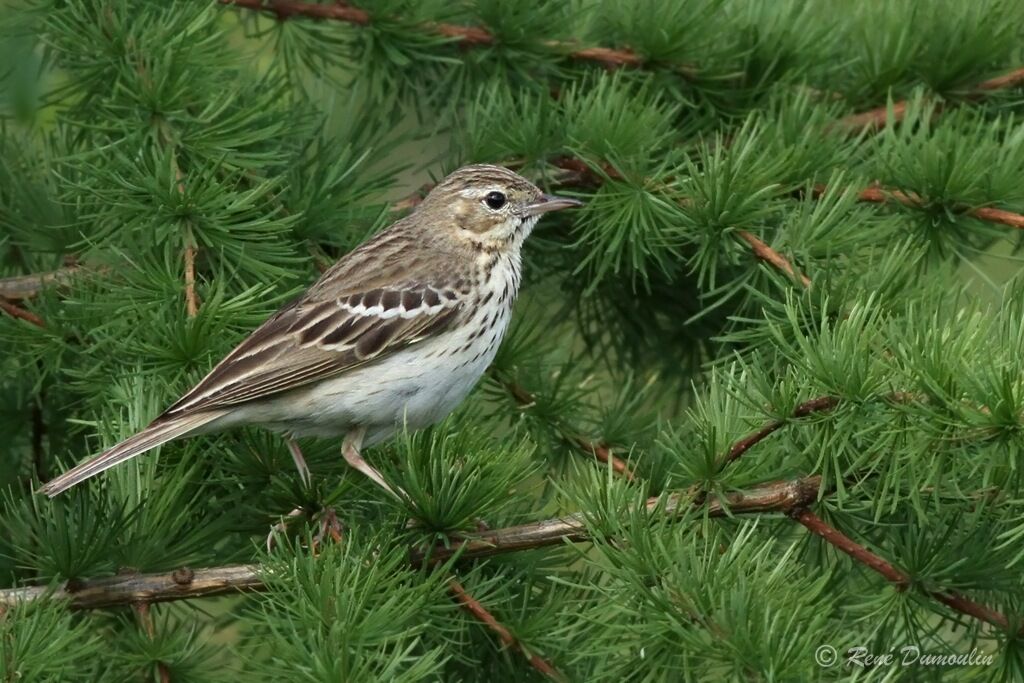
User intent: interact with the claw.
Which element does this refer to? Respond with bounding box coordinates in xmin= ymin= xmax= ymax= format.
xmin=311 ymin=508 xmax=344 ymax=554
xmin=266 ymin=507 xmax=304 ymax=552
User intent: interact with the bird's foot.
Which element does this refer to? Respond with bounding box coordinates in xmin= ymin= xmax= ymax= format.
xmin=265 ymin=506 xmax=344 ymax=553
xmin=311 ymin=507 xmax=344 ymax=553
xmin=266 ymin=507 xmax=305 ymax=553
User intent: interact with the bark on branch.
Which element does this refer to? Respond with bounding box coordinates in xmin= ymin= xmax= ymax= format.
xmin=851 ymin=186 xmax=1024 ymax=231
xmin=222 ymin=0 xmax=647 ymax=69
xmin=0 ymin=298 xmax=45 ymax=328
xmin=0 ymin=267 xmax=81 ymax=301
xmin=447 ymin=578 xmax=565 ymax=681
xmin=837 ymin=66 xmax=1024 ymax=132
xmin=1 ymin=474 xmax=1013 ymax=635
xmin=0 ymin=477 xmax=819 ymax=609
xmin=794 ymin=509 xmax=1015 ymax=632
xmin=0 ymin=565 xmax=264 ymax=609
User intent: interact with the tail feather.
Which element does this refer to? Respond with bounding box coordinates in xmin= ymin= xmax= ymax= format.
xmin=38 ymin=412 xmax=224 ymax=498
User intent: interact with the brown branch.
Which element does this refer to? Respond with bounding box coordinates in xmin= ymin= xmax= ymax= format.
xmin=3 ymin=149 xmax=807 ymax=319
xmin=0 ymin=477 xmax=819 ymax=609
xmin=971 ymin=206 xmax=1024 ymax=230
xmin=972 ymin=66 xmax=1024 ymax=92
xmin=834 ymin=100 xmax=911 ymax=134
xmin=568 ymin=437 xmax=636 ymax=481
xmin=158 ymin=112 xmax=200 ymax=318
xmin=556 ymin=44 xmax=644 ymax=68
xmin=547 ymin=159 xmax=811 ymax=284
xmin=859 ymin=186 xmax=1024 ymax=230
xmin=793 ymin=509 xmax=1013 ymax=632
xmin=837 ymin=65 xmax=1024 ymax=132
xmin=431 ymin=22 xmax=493 ymax=46
xmin=413 ymin=475 xmax=823 ymax=564
xmin=0 ymin=266 xmax=81 ymax=301
xmin=183 ymin=242 xmax=199 ymax=317
xmin=735 ymin=230 xmax=811 ymax=287
xmin=817 ymin=184 xmax=1024 ymax=231
xmin=2 ymin=476 xmax=1011 ymax=633
xmin=0 ymin=565 xmax=264 ymax=609
xmin=175 ymin=169 xmax=199 ymax=318
xmin=793 ymin=509 xmax=907 ymax=584
xmin=447 ymin=578 xmax=565 ymax=682
xmin=223 ymin=0 xmax=369 ymax=23
xmin=0 ymin=298 xmax=45 ymax=328
xmin=724 ymin=396 xmax=840 ymax=466
xmin=854 ymin=185 xmax=921 ymax=208
xmin=133 ymin=601 xmax=172 ymax=683
xmin=221 ymin=0 xmax=648 ymax=69
xmin=494 ymin=374 xmax=637 ymax=481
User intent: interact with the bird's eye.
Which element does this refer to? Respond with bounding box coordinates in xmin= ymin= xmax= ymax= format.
xmin=484 ymin=191 xmax=507 ymax=210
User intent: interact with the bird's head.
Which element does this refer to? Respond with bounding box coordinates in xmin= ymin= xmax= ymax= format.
xmin=416 ymin=164 xmax=582 ymax=251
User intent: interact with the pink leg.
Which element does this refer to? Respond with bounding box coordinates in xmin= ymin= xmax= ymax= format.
xmin=342 ymin=428 xmax=405 ymax=500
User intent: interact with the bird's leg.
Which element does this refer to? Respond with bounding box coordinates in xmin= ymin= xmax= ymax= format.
xmin=286 ymin=438 xmax=311 ymax=487
xmin=342 ymin=427 xmax=407 ymax=501
xmin=264 ymin=438 xmax=314 ymax=551
xmin=341 ymin=429 xmax=422 ymax=529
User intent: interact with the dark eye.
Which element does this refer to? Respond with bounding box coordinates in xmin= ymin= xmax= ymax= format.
xmin=484 ymin=191 xmax=507 ymax=210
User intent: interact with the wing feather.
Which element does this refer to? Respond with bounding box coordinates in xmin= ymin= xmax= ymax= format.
xmin=162 ymin=282 xmax=464 ymax=417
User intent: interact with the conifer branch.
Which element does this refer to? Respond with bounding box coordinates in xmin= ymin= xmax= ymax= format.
xmin=837 ymin=65 xmax=1024 ymax=132
xmin=183 ymin=240 xmax=199 ymax=318
xmin=846 ymin=185 xmax=1024 ymax=230
xmin=0 ymin=565 xmax=265 ymax=609
xmin=172 ymin=156 xmax=199 ymax=318
xmin=0 ymin=297 xmax=46 ymax=328
xmin=834 ymin=101 xmax=911 ymax=134
xmin=413 ymin=475 xmax=824 ymax=564
xmin=133 ymin=601 xmax=173 ymax=683
xmin=973 ymin=67 xmax=1024 ymax=93
xmin=0 ymin=266 xmax=81 ymax=301
xmin=970 ymin=206 xmax=1024 ymax=230
xmin=0 ymin=148 xmax=809 ymax=315
xmin=221 ymin=0 xmax=647 ymax=69
xmin=225 ymin=0 xmax=370 ymax=24
xmin=719 ymin=396 xmax=1017 ymax=633
xmin=493 ymin=373 xmax=636 ymax=481
xmin=724 ymin=396 xmax=840 ymax=466
xmin=0 ymin=477 xmax=819 ymax=609
xmin=544 ymin=158 xmax=811 ymax=284
xmin=792 ymin=509 xmax=1014 ymax=632
xmin=446 ymin=578 xmax=565 ymax=682
xmin=567 ymin=436 xmax=635 ymax=481
xmin=734 ymin=230 xmax=812 ymax=287
xmin=1 ymin=475 xmax=1013 ymax=634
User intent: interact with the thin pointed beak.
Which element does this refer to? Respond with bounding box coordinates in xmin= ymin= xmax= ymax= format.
xmin=524 ymin=194 xmax=584 ymax=216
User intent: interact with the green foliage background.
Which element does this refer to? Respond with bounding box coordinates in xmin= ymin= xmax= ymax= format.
xmin=2 ymin=0 xmax=1024 ymax=680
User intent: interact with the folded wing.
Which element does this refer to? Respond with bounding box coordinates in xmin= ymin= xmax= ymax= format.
xmin=162 ymin=281 xmax=465 ymax=417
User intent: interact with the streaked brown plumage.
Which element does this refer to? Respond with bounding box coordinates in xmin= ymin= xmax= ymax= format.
xmin=40 ymin=164 xmax=582 ymax=499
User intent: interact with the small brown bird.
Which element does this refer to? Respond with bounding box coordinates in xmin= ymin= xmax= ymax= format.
xmin=40 ymin=164 xmax=581 ymax=499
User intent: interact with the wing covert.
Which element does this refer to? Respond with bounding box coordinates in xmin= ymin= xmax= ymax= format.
xmin=162 ymin=282 xmax=465 ymax=417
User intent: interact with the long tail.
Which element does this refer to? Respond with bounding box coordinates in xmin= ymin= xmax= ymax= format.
xmin=38 ymin=411 xmax=224 ymax=497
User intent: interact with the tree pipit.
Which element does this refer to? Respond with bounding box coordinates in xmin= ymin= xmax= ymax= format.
xmin=40 ymin=165 xmax=581 ymax=539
